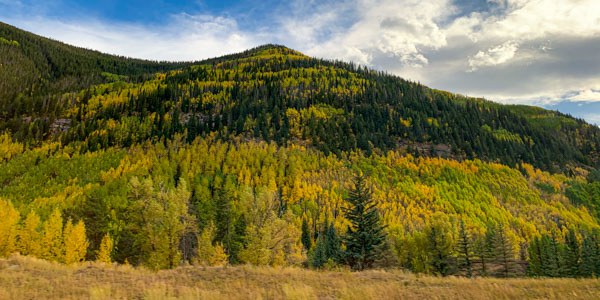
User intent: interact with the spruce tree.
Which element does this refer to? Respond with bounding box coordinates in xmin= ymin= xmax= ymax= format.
xmin=426 ymin=221 xmax=455 ymax=276
xmin=301 ymin=218 xmax=312 ymax=251
xmin=494 ymin=224 xmax=516 ymax=277
xmin=457 ymin=219 xmax=473 ymax=277
xmin=579 ymin=233 xmax=597 ymax=277
xmin=539 ymin=233 xmax=563 ymax=277
xmin=311 ymin=222 xmax=343 ymax=268
xmin=343 ymin=174 xmax=387 ymax=271
xmin=477 ymin=223 xmax=497 ymax=276
xmin=563 ymin=228 xmax=581 ymax=277
xmin=324 ymin=222 xmax=342 ymax=263
xmin=527 ymin=236 xmax=544 ymax=276
xmin=311 ymin=235 xmax=328 ymax=268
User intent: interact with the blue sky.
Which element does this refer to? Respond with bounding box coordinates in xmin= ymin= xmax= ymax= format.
xmin=1 ymin=0 xmax=599 ymax=125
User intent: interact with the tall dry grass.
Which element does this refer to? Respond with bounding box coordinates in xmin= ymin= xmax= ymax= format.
xmin=0 ymin=254 xmax=599 ymax=299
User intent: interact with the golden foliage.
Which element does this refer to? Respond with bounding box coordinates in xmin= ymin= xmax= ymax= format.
xmin=96 ymin=233 xmax=113 ymax=264
xmin=0 ymin=199 xmax=20 ymax=257
xmin=63 ymin=219 xmax=88 ymax=264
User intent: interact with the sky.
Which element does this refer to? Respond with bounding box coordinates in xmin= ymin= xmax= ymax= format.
xmin=1 ymin=0 xmax=599 ymax=125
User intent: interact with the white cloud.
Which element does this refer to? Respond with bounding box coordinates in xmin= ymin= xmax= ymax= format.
xmin=3 ymin=14 xmax=263 ymax=61
xmin=299 ymin=0 xmax=455 ymax=67
xmin=468 ymin=41 xmax=519 ymax=71
xmin=2 ymin=0 xmax=600 ymax=123
xmin=473 ymin=0 xmax=600 ymax=40
xmin=568 ymin=89 xmax=600 ymax=102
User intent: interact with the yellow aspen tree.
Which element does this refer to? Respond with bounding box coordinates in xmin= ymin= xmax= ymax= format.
xmin=0 ymin=199 xmax=20 ymax=257
xmin=196 ymin=223 xmax=228 ymax=266
xmin=0 ymin=133 xmax=24 ymax=161
xmin=63 ymin=219 xmax=89 ymax=264
xmin=41 ymin=209 xmax=63 ymax=262
xmin=18 ymin=211 xmax=42 ymax=257
xmin=211 ymin=243 xmax=228 ymax=267
xmin=96 ymin=233 xmax=113 ymax=263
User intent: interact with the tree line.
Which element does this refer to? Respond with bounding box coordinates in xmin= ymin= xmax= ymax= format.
xmin=2 ymin=132 xmax=600 ymax=276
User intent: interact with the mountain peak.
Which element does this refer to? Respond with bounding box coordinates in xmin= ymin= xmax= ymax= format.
xmin=229 ymin=44 xmax=308 ymax=59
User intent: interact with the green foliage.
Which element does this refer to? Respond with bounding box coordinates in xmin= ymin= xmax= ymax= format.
xmin=527 ymin=230 xmax=600 ymax=278
xmin=425 ymin=217 xmax=455 ymax=276
xmin=457 ymin=219 xmax=473 ymax=277
xmin=126 ymin=177 xmax=195 ymax=270
xmin=310 ymin=222 xmax=342 ymax=268
xmin=0 ymin=36 xmax=19 ymax=47
xmin=343 ymin=174 xmax=387 ymax=270
xmin=301 ymin=218 xmax=312 ymax=251
xmin=563 ymin=228 xmax=580 ymax=277
xmin=2 ymin=22 xmax=599 ymax=173
xmin=579 ymin=232 xmax=600 ymax=277
xmin=0 ymin=135 xmax=598 ymax=273
xmin=195 ymin=222 xmax=228 ymax=266
xmin=492 ymin=224 xmax=519 ymax=277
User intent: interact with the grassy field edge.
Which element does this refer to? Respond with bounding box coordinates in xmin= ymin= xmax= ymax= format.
xmin=1 ymin=254 xmax=599 ymax=299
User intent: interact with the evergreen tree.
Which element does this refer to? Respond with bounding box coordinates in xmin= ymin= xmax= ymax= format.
xmin=545 ymin=233 xmax=563 ymax=277
xmin=457 ymin=219 xmax=473 ymax=277
xmin=527 ymin=236 xmax=544 ymax=276
xmin=311 ymin=222 xmax=343 ymax=268
xmin=579 ymin=234 xmax=594 ymax=277
xmin=481 ymin=224 xmax=497 ymax=276
xmin=580 ymin=232 xmax=599 ymax=277
xmin=311 ymin=234 xmax=328 ymax=268
xmin=324 ymin=222 xmax=342 ymax=263
xmin=343 ymin=174 xmax=387 ymax=271
xmin=301 ymin=218 xmax=312 ymax=251
xmin=493 ymin=224 xmax=517 ymax=277
xmin=426 ymin=220 xmax=455 ymax=276
xmin=563 ymin=228 xmax=581 ymax=277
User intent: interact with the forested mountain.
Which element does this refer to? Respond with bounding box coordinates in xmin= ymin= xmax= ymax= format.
xmin=2 ymin=22 xmax=599 ymax=172
xmin=0 ymin=22 xmax=195 ymax=131
xmin=2 ymin=23 xmax=600 ymax=277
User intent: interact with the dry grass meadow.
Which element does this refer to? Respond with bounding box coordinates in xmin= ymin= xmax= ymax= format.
xmin=1 ymin=254 xmax=599 ymax=299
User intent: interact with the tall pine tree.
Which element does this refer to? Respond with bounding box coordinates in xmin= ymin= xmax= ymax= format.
xmin=563 ymin=228 xmax=581 ymax=277
xmin=343 ymin=174 xmax=387 ymax=271
xmin=457 ymin=219 xmax=473 ymax=277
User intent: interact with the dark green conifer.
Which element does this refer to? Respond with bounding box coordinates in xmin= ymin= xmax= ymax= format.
xmin=457 ymin=219 xmax=473 ymax=277
xmin=301 ymin=218 xmax=312 ymax=251
xmin=563 ymin=228 xmax=580 ymax=277
xmin=343 ymin=174 xmax=387 ymax=271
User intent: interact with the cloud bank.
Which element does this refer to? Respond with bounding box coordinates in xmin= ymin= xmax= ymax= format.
xmin=1 ymin=0 xmax=599 ymax=123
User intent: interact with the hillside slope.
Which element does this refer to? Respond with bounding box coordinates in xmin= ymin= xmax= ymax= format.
xmin=1 ymin=23 xmax=599 ymax=171
xmin=0 ymin=22 xmax=195 ymax=130
xmin=57 ymin=45 xmax=600 ymax=172
xmin=2 ymin=23 xmax=600 ymax=277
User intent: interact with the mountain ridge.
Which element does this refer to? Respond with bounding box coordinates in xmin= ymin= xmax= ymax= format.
xmin=1 ymin=22 xmax=600 ymax=173
xmin=2 ymin=22 xmax=600 ymax=276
